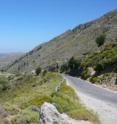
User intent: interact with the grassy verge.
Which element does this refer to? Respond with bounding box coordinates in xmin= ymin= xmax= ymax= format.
xmin=51 ymin=82 xmax=100 ymax=124
xmin=0 ymin=72 xmax=100 ymax=124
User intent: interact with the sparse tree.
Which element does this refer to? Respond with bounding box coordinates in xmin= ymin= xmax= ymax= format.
xmin=36 ymin=67 xmax=41 ymax=75
xmin=96 ymin=35 xmax=106 ymax=47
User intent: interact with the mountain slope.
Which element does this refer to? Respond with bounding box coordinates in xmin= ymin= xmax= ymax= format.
xmin=5 ymin=10 xmax=117 ymax=73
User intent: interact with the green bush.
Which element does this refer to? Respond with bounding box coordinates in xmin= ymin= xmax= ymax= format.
xmin=35 ymin=67 xmax=41 ymax=75
xmin=42 ymin=70 xmax=47 ymax=76
xmin=68 ymin=57 xmax=81 ymax=72
xmin=96 ymin=35 xmax=106 ymax=47
xmin=81 ymin=69 xmax=90 ymax=80
xmin=60 ymin=57 xmax=81 ymax=76
xmin=90 ymin=77 xmax=100 ymax=84
xmin=95 ymin=63 xmax=104 ymax=72
xmin=104 ymin=43 xmax=116 ymax=50
xmin=60 ymin=63 xmax=68 ymax=73
xmin=0 ymin=79 xmax=9 ymax=91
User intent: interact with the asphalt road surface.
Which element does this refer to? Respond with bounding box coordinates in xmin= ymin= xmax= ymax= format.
xmin=63 ymin=75 xmax=117 ymax=107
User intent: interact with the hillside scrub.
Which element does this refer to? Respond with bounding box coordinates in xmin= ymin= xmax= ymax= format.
xmin=81 ymin=45 xmax=117 ymax=81
xmin=60 ymin=44 xmax=117 ymax=83
xmin=0 ymin=72 xmax=99 ymax=124
xmin=0 ymin=76 xmax=9 ymax=91
xmin=35 ymin=67 xmax=42 ymax=75
xmin=96 ymin=35 xmax=106 ymax=47
xmin=60 ymin=57 xmax=82 ymax=76
xmin=81 ymin=44 xmax=117 ymax=73
xmin=81 ymin=69 xmax=90 ymax=80
xmin=89 ymin=72 xmax=117 ymax=86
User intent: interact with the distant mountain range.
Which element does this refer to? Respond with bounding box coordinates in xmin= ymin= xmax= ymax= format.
xmin=3 ymin=9 xmax=117 ymax=73
xmin=0 ymin=53 xmax=23 ymax=70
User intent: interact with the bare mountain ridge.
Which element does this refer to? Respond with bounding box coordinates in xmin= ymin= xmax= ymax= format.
xmin=4 ymin=9 xmax=117 ymax=73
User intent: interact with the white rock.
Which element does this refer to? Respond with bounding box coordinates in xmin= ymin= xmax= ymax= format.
xmin=39 ymin=102 xmax=91 ymax=124
xmin=88 ymin=67 xmax=96 ymax=76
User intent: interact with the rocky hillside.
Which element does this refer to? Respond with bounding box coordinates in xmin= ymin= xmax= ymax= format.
xmin=4 ymin=9 xmax=117 ymax=73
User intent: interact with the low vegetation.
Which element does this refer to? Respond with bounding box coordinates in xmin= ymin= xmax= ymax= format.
xmin=60 ymin=57 xmax=81 ymax=76
xmin=82 ymin=44 xmax=117 ymax=75
xmin=90 ymin=72 xmax=117 ymax=85
xmin=0 ymin=72 xmax=99 ymax=124
xmin=81 ymin=43 xmax=117 ymax=73
xmin=35 ymin=67 xmax=42 ymax=75
xmin=51 ymin=82 xmax=99 ymax=123
xmin=60 ymin=43 xmax=117 ymax=86
xmin=95 ymin=35 xmax=106 ymax=47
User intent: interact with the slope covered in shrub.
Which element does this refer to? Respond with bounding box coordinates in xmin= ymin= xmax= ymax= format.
xmin=0 ymin=72 xmax=99 ymax=124
xmin=81 ymin=44 xmax=117 ymax=73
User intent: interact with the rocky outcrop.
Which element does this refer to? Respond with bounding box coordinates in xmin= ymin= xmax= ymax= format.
xmin=88 ymin=67 xmax=96 ymax=76
xmin=39 ymin=102 xmax=91 ymax=124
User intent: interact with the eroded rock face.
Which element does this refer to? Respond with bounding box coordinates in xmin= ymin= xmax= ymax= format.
xmin=39 ymin=102 xmax=91 ymax=124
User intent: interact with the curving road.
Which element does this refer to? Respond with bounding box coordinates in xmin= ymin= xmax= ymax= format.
xmin=62 ymin=74 xmax=117 ymax=124
xmin=63 ymin=74 xmax=117 ymax=106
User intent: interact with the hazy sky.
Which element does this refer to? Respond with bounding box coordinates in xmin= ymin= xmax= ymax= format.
xmin=0 ymin=0 xmax=117 ymax=53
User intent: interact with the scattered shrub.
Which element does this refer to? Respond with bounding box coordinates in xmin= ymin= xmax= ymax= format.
xmin=96 ymin=35 xmax=106 ymax=47
xmin=35 ymin=67 xmax=41 ymax=75
xmin=104 ymin=43 xmax=116 ymax=50
xmin=81 ymin=69 xmax=90 ymax=80
xmin=0 ymin=79 xmax=9 ymax=91
xmin=60 ymin=63 xmax=68 ymax=73
xmin=60 ymin=57 xmax=81 ymax=76
xmin=81 ymin=45 xmax=117 ymax=74
xmin=68 ymin=57 xmax=80 ymax=71
xmin=90 ymin=77 xmax=100 ymax=84
xmin=12 ymin=115 xmax=30 ymax=124
xmin=42 ymin=70 xmax=47 ymax=76
xmin=95 ymin=63 xmax=104 ymax=72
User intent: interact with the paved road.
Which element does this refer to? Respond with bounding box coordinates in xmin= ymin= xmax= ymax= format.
xmin=63 ymin=75 xmax=117 ymax=107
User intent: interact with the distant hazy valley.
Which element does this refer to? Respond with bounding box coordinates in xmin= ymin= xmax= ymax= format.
xmin=0 ymin=53 xmax=23 ymax=70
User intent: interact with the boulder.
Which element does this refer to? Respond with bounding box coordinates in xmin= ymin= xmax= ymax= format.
xmin=88 ymin=67 xmax=96 ymax=76
xmin=39 ymin=102 xmax=91 ymax=124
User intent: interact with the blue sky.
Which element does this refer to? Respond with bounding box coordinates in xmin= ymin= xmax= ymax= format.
xmin=0 ymin=0 xmax=117 ymax=53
